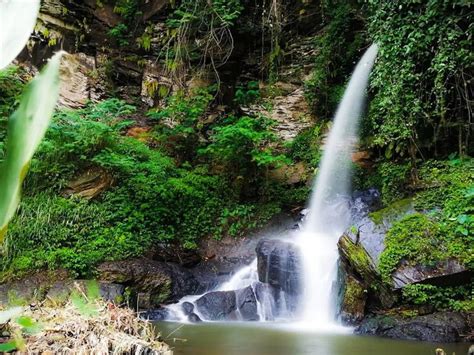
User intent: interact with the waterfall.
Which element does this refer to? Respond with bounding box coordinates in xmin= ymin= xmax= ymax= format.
xmin=157 ymin=45 xmax=378 ymax=327
xmin=297 ymin=44 xmax=378 ymax=328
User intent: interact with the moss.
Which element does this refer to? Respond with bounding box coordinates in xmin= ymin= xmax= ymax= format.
xmin=152 ymin=280 xmax=172 ymax=305
xmin=369 ymin=198 xmax=413 ymax=225
xmin=378 ymin=158 xmax=474 ymax=287
xmin=338 ymin=234 xmax=396 ymax=308
xmin=343 ymin=276 xmax=365 ymax=311
xmin=379 ymin=213 xmax=442 ymax=283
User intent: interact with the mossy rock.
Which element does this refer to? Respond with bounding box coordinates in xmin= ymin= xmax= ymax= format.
xmin=339 ymin=274 xmax=367 ymax=324
xmin=338 ymin=234 xmax=396 ymax=308
xmin=369 ymin=198 xmax=413 ymax=226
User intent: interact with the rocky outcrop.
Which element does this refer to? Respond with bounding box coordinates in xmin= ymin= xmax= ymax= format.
xmin=97 ymin=258 xmax=200 ymax=308
xmin=392 ymin=259 xmax=471 ymax=289
xmin=256 ymin=238 xmax=302 ymax=295
xmin=357 ymin=312 xmax=470 ymax=343
xmin=349 ymin=195 xmax=411 ymax=266
xmin=62 ymin=167 xmax=113 ymax=199
xmin=192 ymin=214 xmax=296 ymax=290
xmin=0 ymin=258 xmax=199 ymax=309
xmin=338 ymin=273 xmax=367 ymax=324
xmin=193 ymin=286 xmax=260 ymax=321
xmin=58 ymin=53 xmax=101 ymax=108
xmin=195 ymin=290 xmax=237 ymax=321
xmin=0 ymin=271 xmax=124 ymax=307
xmin=338 ymin=234 xmax=396 ymax=309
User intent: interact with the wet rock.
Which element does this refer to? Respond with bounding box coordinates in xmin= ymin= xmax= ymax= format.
xmin=256 ymin=239 xmax=302 ymax=295
xmin=235 ymin=286 xmax=259 ymax=321
xmin=141 ymin=308 xmax=170 ymax=321
xmin=0 ymin=270 xmax=69 ymax=307
xmin=348 ymin=196 xmax=412 ymax=266
xmin=192 ymin=214 xmax=296 ymax=291
xmin=337 ymin=234 xmax=396 ymax=308
xmin=392 ymin=259 xmax=471 ymax=289
xmin=338 ymin=274 xmax=367 ymax=325
xmin=181 ymin=302 xmax=194 ymax=316
xmin=97 ymin=258 xmax=200 ymax=308
xmin=188 ymin=313 xmax=202 ymax=323
xmin=357 ymin=312 xmax=469 ymax=342
xmin=195 ymin=290 xmax=237 ymax=321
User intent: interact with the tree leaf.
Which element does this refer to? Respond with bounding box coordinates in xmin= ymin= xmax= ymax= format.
xmin=0 ymin=0 xmax=41 ymax=69
xmin=0 ymin=51 xmax=64 ymax=241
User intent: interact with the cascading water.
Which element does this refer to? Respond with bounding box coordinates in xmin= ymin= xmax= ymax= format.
xmin=158 ymin=45 xmax=378 ymax=327
xmin=297 ymin=44 xmax=378 ymax=328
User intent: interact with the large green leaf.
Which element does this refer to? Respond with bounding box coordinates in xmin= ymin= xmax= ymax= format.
xmin=0 ymin=51 xmax=63 ymax=241
xmin=0 ymin=0 xmax=41 ymax=69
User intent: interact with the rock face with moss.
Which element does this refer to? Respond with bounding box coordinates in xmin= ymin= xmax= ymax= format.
xmin=0 ymin=258 xmax=200 ymax=310
xmin=338 ymin=233 xmax=396 ymax=312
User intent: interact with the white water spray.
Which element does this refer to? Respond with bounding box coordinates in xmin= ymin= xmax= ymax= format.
xmin=297 ymin=44 xmax=378 ymax=328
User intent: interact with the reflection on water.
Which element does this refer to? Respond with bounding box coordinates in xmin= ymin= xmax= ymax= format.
xmin=156 ymin=322 xmax=470 ymax=355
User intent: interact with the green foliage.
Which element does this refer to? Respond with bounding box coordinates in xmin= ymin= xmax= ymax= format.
xmin=200 ymin=115 xmax=287 ymax=179
xmin=379 ymin=213 xmax=440 ymax=283
xmin=402 ymin=283 xmax=473 ymax=312
xmin=0 ymin=66 xmax=27 ymax=118
xmin=108 ymin=23 xmax=130 ymax=47
xmin=234 ymin=81 xmax=260 ymax=106
xmin=304 ymin=1 xmax=366 ymax=119
xmin=167 ymin=0 xmax=243 ymax=29
xmin=147 ymin=88 xmax=213 ymax=161
xmin=164 ymin=0 xmax=243 ymax=76
xmin=287 ymin=123 xmax=325 ymax=168
xmin=355 ymin=161 xmax=411 ymax=205
xmin=378 ymin=158 xmax=474 ymax=286
xmin=113 ymin=0 xmax=139 ymax=20
xmin=366 ymin=0 xmax=473 ymax=158
xmin=1 ymin=94 xmax=288 ymax=278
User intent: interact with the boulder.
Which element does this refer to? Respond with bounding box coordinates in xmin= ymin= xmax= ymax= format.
xmin=256 ymin=239 xmax=302 ymax=295
xmin=0 ymin=270 xmax=69 ymax=307
xmin=235 ymin=286 xmax=259 ymax=321
xmin=97 ymin=258 xmax=200 ymax=308
xmin=188 ymin=313 xmax=202 ymax=323
xmin=181 ymin=301 xmax=195 ymax=316
xmin=348 ymin=197 xmax=412 ymax=266
xmin=338 ymin=234 xmax=396 ymax=308
xmin=195 ymin=290 xmax=237 ymax=321
xmin=392 ymin=259 xmax=471 ymax=289
xmin=141 ymin=308 xmax=170 ymax=321
xmin=357 ymin=312 xmax=469 ymax=343
xmin=338 ymin=274 xmax=367 ymax=325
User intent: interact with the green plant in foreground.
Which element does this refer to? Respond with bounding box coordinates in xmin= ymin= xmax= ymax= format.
xmin=0 ymin=52 xmax=63 ymax=241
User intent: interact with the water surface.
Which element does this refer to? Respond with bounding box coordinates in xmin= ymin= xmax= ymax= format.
xmin=156 ymin=322 xmax=470 ymax=355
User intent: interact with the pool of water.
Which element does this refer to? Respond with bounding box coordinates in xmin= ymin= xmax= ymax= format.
xmin=155 ymin=322 xmax=470 ymax=355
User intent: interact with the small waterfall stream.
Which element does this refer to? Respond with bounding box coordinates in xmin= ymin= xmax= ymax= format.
xmin=160 ymin=45 xmax=378 ymax=327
